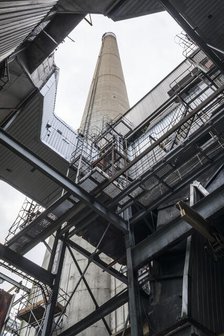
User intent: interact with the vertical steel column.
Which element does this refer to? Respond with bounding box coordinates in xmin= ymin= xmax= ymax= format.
xmin=47 ymin=233 xmax=59 ymax=272
xmin=125 ymin=209 xmax=143 ymax=336
xmin=181 ymin=181 xmax=209 ymax=316
xmin=41 ymin=233 xmax=66 ymax=336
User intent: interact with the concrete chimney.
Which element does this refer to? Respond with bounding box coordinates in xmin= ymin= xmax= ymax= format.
xmin=80 ymin=32 xmax=130 ymax=136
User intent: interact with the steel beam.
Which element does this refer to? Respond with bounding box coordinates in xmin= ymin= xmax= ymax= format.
xmin=0 ymin=271 xmax=30 ymax=293
xmin=159 ymin=0 xmax=224 ymax=72
xmin=126 ymin=236 xmax=143 ymax=335
xmin=0 ymin=130 xmax=127 ymax=234
xmin=0 ymin=243 xmax=54 ymax=287
xmin=58 ymin=290 xmax=128 ymax=336
xmin=68 ymin=239 xmax=128 ymax=285
xmin=132 ymin=184 xmax=224 ymax=269
xmin=177 ymin=201 xmax=214 ymax=242
xmin=124 ymin=208 xmax=143 ymax=335
xmin=41 ymin=237 xmax=67 ymax=336
xmin=59 ymin=208 xmax=97 ymax=238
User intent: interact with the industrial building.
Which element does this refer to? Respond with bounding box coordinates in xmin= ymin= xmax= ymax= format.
xmin=0 ymin=1 xmax=224 ymax=336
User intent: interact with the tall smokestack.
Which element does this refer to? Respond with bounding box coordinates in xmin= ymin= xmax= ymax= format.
xmin=80 ymin=32 xmax=130 ymax=136
xmin=40 ymin=33 xmax=129 ymax=336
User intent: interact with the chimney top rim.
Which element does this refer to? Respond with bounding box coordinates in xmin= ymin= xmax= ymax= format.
xmin=102 ymin=32 xmax=116 ymax=39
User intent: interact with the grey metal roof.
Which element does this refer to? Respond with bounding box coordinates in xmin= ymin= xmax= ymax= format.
xmin=0 ymin=1 xmax=57 ymax=62
xmin=170 ymin=0 xmax=224 ymax=59
xmin=0 ymin=0 xmax=164 ymax=72
xmin=0 ymin=56 xmax=73 ymax=207
xmin=107 ymin=0 xmax=164 ymax=21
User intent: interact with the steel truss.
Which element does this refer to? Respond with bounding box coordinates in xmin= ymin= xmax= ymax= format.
xmin=1 ymin=59 xmax=224 ymax=335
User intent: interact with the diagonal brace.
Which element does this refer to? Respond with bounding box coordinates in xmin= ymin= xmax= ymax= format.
xmin=0 ymin=129 xmax=127 ymax=234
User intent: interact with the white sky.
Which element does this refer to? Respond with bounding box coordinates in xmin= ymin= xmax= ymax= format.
xmin=0 ymin=12 xmax=184 ymax=269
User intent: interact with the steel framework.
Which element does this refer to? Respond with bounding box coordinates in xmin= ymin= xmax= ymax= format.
xmin=1 ymin=48 xmax=224 ymax=336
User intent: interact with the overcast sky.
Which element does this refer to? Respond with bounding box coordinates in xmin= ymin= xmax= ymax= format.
xmin=0 ymin=12 xmax=184 ymax=267
xmin=54 ymin=12 xmax=184 ymax=128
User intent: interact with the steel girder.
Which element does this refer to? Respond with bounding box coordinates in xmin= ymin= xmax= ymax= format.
xmin=0 ymin=129 xmax=127 ymax=234
xmin=132 ymin=183 xmax=224 ymax=269
xmin=0 ymin=271 xmax=31 ymax=293
xmin=0 ymin=243 xmax=54 ymax=287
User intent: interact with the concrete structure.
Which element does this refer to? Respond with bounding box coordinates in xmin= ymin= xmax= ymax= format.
xmin=80 ymin=32 xmax=129 ymax=136
xmin=1 ymin=2 xmax=224 ymax=336
xmin=40 ymin=32 xmax=130 ymax=336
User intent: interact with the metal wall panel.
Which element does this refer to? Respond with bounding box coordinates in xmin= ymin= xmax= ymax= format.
xmin=40 ymin=73 xmax=78 ymax=161
xmin=122 ymin=60 xmax=192 ymax=132
xmin=1 ymin=79 xmax=69 ymax=207
xmin=0 ymin=1 xmax=57 ymax=62
xmin=190 ymin=233 xmax=224 ymax=333
xmin=0 ymin=290 xmax=13 ymax=332
xmin=108 ymin=0 xmax=164 ymax=21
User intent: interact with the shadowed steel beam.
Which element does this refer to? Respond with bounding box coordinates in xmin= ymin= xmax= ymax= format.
xmin=176 ymin=201 xmax=215 ymax=242
xmin=0 ymin=243 xmax=53 ymax=287
xmin=58 ymin=290 xmax=128 ymax=336
xmin=68 ymin=239 xmax=128 ymax=285
xmin=0 ymin=271 xmax=30 ymax=293
xmin=0 ymin=130 xmax=127 ymax=233
xmin=6 ymin=195 xmax=85 ymax=255
xmin=132 ymin=184 xmax=224 ymax=269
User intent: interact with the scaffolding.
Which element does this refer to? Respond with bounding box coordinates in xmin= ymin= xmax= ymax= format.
xmin=2 ymin=201 xmax=70 ymax=336
xmin=5 ymin=198 xmax=44 ymax=244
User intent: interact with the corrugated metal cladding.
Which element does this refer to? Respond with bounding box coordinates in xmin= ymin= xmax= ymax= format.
xmin=170 ymin=0 xmax=224 ymax=59
xmin=108 ymin=0 xmax=164 ymax=20
xmin=0 ymin=0 xmax=57 ymax=62
xmin=190 ymin=233 xmax=224 ymax=333
xmin=1 ymin=89 xmax=68 ymax=207
xmin=40 ymin=73 xmax=78 ymax=162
